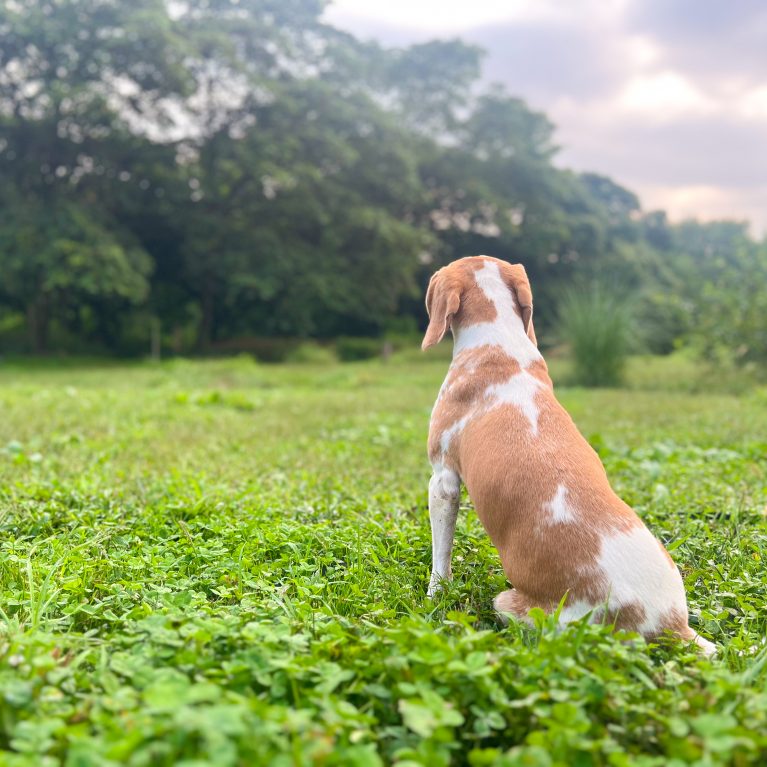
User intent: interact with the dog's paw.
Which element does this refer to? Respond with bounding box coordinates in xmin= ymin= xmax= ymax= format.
xmin=427 ymin=575 xmax=450 ymax=598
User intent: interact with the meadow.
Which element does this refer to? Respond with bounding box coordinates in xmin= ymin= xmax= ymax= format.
xmin=0 ymin=354 xmax=766 ymax=766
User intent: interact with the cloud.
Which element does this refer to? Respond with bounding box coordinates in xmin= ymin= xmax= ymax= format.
xmin=626 ymin=0 xmax=767 ymax=87
xmin=552 ymin=106 xmax=767 ymax=233
xmin=739 ymin=87 xmax=767 ymax=120
xmin=616 ymin=72 xmax=716 ymax=119
xmin=552 ymin=110 xmax=767 ymax=189
xmin=471 ymin=21 xmax=629 ymax=101
xmin=327 ymin=0 xmax=585 ymax=35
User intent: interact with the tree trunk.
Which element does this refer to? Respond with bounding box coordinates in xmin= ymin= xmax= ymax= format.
xmin=150 ymin=317 xmax=162 ymax=361
xmin=27 ymin=293 xmax=50 ymax=353
xmin=197 ymin=279 xmax=215 ymax=352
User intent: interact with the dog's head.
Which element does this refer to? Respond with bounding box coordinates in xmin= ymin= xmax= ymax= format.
xmin=422 ymin=256 xmax=537 ymax=350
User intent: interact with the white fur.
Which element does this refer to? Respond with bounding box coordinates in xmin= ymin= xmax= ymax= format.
xmin=440 ymin=414 xmax=471 ymax=454
xmin=483 ymin=371 xmax=544 ymax=436
xmin=543 ymin=484 xmax=576 ymax=524
xmin=558 ymin=599 xmax=598 ymax=624
xmin=427 ymin=466 xmax=460 ymax=597
xmin=438 ymin=371 xmax=543 ymax=458
xmin=453 ymin=260 xmax=542 ymax=368
xmin=434 ymin=259 xmax=545 ymax=458
xmin=694 ymin=635 xmax=717 ymax=656
xmin=498 ymin=525 xmax=716 ymax=655
xmin=596 ymin=525 xmax=686 ymax=635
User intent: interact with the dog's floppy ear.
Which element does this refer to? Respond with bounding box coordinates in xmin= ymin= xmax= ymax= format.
xmin=501 ymin=262 xmax=537 ymax=346
xmin=422 ymin=271 xmax=461 ymax=350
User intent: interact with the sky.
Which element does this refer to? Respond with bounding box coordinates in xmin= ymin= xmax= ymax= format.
xmin=325 ymin=0 xmax=767 ymax=236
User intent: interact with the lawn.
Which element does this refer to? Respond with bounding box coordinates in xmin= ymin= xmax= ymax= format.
xmin=0 ymin=356 xmax=766 ymax=766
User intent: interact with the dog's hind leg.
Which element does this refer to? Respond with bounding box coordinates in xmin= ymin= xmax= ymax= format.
xmin=427 ymin=467 xmax=460 ymax=597
xmin=493 ymin=588 xmax=537 ymax=626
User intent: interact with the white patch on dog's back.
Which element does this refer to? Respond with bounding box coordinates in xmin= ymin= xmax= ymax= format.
xmin=483 ymin=371 xmax=543 ymax=435
xmin=453 ymin=260 xmax=542 ymax=368
xmin=597 ymin=525 xmax=686 ymax=635
xmin=437 ymin=369 xmax=544 ymax=457
xmin=543 ymin=484 xmax=576 ymax=523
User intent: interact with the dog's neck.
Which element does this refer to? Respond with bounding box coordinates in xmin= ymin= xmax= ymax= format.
xmin=451 ymin=262 xmax=542 ymax=369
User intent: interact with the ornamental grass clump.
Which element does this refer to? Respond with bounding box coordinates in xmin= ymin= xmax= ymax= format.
xmin=558 ymin=283 xmax=632 ymax=387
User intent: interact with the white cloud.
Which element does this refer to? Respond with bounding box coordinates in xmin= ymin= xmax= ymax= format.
xmin=739 ymin=86 xmax=767 ymax=120
xmin=617 ymin=71 xmax=716 ymax=119
xmin=624 ymin=35 xmax=662 ymax=68
xmin=325 ymin=0 xmax=635 ymax=36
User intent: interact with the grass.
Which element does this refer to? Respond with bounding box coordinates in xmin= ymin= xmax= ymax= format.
xmin=0 ymin=354 xmax=766 ymax=766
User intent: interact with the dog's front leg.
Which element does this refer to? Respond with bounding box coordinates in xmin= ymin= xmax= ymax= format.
xmin=427 ymin=468 xmax=460 ymax=597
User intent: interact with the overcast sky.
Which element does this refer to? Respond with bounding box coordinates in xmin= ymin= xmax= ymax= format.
xmin=325 ymin=0 xmax=767 ymax=236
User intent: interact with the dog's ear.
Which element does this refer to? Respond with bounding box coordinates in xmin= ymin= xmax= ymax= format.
xmin=501 ymin=263 xmax=537 ymax=346
xmin=422 ymin=271 xmax=461 ymax=350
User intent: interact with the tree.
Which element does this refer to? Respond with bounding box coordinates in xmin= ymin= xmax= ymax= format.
xmin=0 ymin=0 xmax=191 ymax=349
xmin=664 ymin=222 xmax=767 ymax=364
xmin=0 ymin=195 xmax=151 ymax=351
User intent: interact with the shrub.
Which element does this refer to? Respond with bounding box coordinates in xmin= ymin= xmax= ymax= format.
xmin=285 ymin=342 xmax=338 ymax=364
xmin=395 ymin=339 xmax=454 ymax=364
xmin=335 ymin=337 xmax=382 ymax=362
xmin=211 ymin=337 xmax=299 ymax=362
xmin=557 ymin=283 xmax=632 ymax=387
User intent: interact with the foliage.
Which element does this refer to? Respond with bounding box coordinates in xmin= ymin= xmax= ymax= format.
xmin=557 ymin=283 xmax=633 ymax=387
xmin=673 ymin=223 xmax=767 ymax=365
xmin=0 ymin=358 xmax=766 ymax=764
xmin=0 ymin=196 xmax=152 ymax=351
xmin=336 ymin=336 xmax=383 ymax=361
xmin=0 ymin=1 xmax=765 ymax=360
xmin=634 ymin=218 xmax=767 ymax=364
xmin=209 ymin=337 xmax=298 ymax=363
xmin=285 ymin=341 xmax=338 ymax=365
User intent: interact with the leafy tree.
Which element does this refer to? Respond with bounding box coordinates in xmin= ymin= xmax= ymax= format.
xmin=656 ymin=222 xmax=767 ymax=364
xmin=0 ymin=195 xmax=151 ymax=350
xmin=379 ymin=40 xmax=483 ymax=135
xmin=0 ymin=0 xmax=191 ymax=349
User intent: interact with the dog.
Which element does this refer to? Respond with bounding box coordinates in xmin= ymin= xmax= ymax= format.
xmin=422 ymin=255 xmax=714 ymax=654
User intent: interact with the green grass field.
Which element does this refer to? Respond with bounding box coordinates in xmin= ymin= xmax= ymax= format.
xmin=1 ymin=356 xmax=766 ymax=766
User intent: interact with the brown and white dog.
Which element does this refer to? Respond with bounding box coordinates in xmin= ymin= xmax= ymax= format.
xmin=422 ymin=255 xmax=714 ymax=654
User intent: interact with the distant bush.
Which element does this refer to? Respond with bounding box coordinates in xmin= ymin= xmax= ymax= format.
xmin=211 ymin=337 xmax=299 ymax=363
xmin=285 ymin=342 xmax=338 ymax=365
xmin=395 ymin=339 xmax=454 ymax=364
xmin=336 ymin=337 xmax=382 ymax=362
xmin=558 ymin=283 xmax=632 ymax=387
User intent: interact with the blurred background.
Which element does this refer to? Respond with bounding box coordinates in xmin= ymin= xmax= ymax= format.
xmin=0 ymin=0 xmax=765 ymax=383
